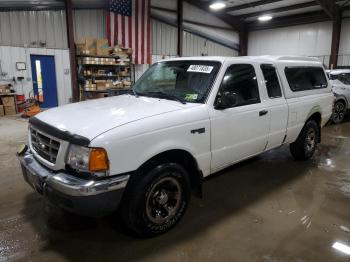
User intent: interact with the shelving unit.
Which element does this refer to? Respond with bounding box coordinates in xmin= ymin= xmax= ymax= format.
xmin=76 ymin=54 xmax=135 ymax=101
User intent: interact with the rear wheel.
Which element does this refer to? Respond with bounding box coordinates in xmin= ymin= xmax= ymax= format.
xmin=120 ymin=162 xmax=191 ymax=237
xmin=332 ymin=100 xmax=346 ymax=124
xmin=290 ymin=120 xmax=319 ymax=161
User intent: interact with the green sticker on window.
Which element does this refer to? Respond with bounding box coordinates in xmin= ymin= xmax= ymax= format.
xmin=185 ymin=94 xmax=198 ymax=100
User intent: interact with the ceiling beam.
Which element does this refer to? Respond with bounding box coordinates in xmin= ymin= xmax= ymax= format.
xmin=315 ymin=0 xmax=340 ymax=19
xmin=236 ymin=1 xmax=320 ymax=20
xmin=224 ymin=0 xmax=284 ymax=12
xmin=185 ymin=0 xmax=241 ymax=31
xmin=247 ymin=11 xmax=329 ymax=31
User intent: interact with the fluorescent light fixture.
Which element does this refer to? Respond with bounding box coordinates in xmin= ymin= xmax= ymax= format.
xmin=209 ymin=2 xmax=226 ymax=10
xmin=332 ymin=242 xmax=350 ymax=255
xmin=258 ymin=15 xmax=273 ymax=22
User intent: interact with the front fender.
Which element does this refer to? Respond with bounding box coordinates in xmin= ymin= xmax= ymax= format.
xmin=90 ymin=105 xmax=212 ymax=177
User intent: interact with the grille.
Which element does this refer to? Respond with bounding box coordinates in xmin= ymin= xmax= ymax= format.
xmin=30 ymin=127 xmax=60 ymax=164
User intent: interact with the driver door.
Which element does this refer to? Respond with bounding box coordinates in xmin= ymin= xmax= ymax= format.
xmin=209 ymin=63 xmax=270 ymax=173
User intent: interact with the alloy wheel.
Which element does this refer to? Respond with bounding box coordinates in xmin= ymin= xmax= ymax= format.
xmin=146 ymin=176 xmax=182 ymax=224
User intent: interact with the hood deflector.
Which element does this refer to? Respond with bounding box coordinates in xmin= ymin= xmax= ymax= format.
xmin=29 ymin=117 xmax=90 ymax=147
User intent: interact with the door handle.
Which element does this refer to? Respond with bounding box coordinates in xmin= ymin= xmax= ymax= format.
xmin=259 ymin=110 xmax=268 ymax=116
xmin=191 ymin=128 xmax=205 ymax=134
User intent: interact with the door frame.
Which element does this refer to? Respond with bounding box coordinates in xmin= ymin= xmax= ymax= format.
xmin=30 ymin=54 xmax=58 ymax=108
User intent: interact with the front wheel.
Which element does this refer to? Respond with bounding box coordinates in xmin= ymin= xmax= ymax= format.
xmin=332 ymin=100 xmax=346 ymax=124
xmin=119 ymin=162 xmax=191 ymax=237
xmin=290 ymin=120 xmax=319 ymax=161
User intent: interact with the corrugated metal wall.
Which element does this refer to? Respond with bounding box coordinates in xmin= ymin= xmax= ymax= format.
xmin=340 ymin=18 xmax=350 ymax=55
xmin=151 ymin=19 xmax=237 ymax=57
xmin=0 ymin=10 xmax=107 ymax=48
xmin=248 ymin=21 xmax=333 ymax=57
xmin=73 ymin=9 xmax=106 ymax=40
xmin=151 ymin=20 xmax=178 ymax=56
xmin=0 ymin=10 xmax=237 ymax=57
xmin=0 ymin=11 xmax=67 ymax=49
xmin=183 ymin=31 xmax=237 ymax=57
xmin=0 ymin=46 xmax=72 ymax=105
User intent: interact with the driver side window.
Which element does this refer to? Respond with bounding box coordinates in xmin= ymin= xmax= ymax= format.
xmin=218 ymin=64 xmax=260 ymax=107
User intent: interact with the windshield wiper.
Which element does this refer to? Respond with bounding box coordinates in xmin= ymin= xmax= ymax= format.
xmin=137 ymin=91 xmax=187 ymax=104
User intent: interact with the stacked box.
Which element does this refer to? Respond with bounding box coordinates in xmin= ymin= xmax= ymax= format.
xmin=76 ymin=38 xmax=97 ymax=55
xmin=96 ymin=38 xmax=112 ymax=56
xmin=1 ymin=96 xmax=16 ymax=115
xmin=0 ymin=85 xmax=11 ymax=95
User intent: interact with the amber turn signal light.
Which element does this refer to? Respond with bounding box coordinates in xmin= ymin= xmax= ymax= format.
xmin=89 ymin=148 xmax=109 ymax=172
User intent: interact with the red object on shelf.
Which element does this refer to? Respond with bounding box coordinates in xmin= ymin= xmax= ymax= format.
xmin=16 ymin=94 xmax=25 ymax=101
xmin=16 ymin=94 xmax=26 ymax=113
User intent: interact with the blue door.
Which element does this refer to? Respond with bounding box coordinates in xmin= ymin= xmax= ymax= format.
xmin=30 ymin=55 xmax=58 ymax=108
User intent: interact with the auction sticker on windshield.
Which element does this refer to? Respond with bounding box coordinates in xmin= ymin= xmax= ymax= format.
xmin=187 ymin=65 xmax=214 ymax=74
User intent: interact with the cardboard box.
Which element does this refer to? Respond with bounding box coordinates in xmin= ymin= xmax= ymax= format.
xmin=96 ymin=38 xmax=111 ymax=56
xmin=0 ymin=85 xmax=11 ymax=94
xmin=96 ymin=81 xmax=108 ymax=91
xmin=0 ymin=105 xmax=4 ymax=117
xmin=4 ymin=105 xmax=16 ymax=116
xmin=1 ymin=96 xmax=15 ymax=107
xmin=86 ymin=93 xmax=106 ymax=100
xmin=76 ymin=37 xmax=97 ymax=55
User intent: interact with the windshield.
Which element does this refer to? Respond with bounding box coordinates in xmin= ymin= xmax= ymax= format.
xmin=133 ymin=60 xmax=221 ymax=103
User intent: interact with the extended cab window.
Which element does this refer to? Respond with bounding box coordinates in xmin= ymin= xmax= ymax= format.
xmin=261 ymin=64 xmax=282 ymax=98
xmin=285 ymin=67 xmax=328 ymax=92
xmin=133 ymin=61 xmax=221 ymax=103
xmin=217 ymin=64 xmax=260 ymax=107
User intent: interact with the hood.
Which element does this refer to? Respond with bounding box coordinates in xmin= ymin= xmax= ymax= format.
xmin=34 ymin=95 xmax=198 ymax=141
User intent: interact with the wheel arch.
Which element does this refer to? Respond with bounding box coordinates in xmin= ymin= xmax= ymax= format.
xmin=334 ymin=95 xmax=348 ymax=109
xmin=137 ymin=149 xmax=203 ymax=197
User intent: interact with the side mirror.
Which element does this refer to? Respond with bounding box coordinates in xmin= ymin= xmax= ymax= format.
xmin=215 ymin=91 xmax=238 ymax=109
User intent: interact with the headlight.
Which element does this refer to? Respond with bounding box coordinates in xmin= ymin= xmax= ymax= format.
xmin=66 ymin=145 xmax=109 ymax=173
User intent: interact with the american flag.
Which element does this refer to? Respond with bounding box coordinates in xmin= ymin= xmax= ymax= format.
xmin=107 ymin=0 xmax=151 ymax=64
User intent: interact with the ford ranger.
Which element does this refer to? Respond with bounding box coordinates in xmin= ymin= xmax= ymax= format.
xmin=18 ymin=56 xmax=334 ymax=237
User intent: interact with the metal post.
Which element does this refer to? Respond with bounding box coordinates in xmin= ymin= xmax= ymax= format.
xmin=177 ymin=0 xmax=183 ymax=57
xmin=64 ymin=0 xmax=79 ymax=102
xmin=239 ymin=25 xmax=248 ymax=56
xmin=329 ymin=12 xmax=342 ymax=69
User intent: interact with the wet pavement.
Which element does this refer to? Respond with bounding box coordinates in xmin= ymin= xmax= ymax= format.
xmin=1 ymin=116 xmax=350 ymax=261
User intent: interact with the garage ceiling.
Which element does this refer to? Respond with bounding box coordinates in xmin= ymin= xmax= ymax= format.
xmin=0 ymin=0 xmax=109 ymax=10
xmin=0 ymin=0 xmax=349 ymax=31
xmin=187 ymin=0 xmax=350 ymax=30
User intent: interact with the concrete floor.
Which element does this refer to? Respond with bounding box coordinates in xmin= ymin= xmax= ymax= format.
xmin=1 ymin=116 xmax=350 ymax=261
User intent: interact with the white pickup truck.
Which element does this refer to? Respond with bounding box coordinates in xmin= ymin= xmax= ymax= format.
xmin=18 ymin=56 xmax=333 ymax=237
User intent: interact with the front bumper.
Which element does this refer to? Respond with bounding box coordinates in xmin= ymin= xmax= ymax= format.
xmin=18 ymin=150 xmax=130 ymax=217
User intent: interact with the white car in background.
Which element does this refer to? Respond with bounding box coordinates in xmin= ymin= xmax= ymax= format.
xmin=327 ymin=69 xmax=350 ymax=123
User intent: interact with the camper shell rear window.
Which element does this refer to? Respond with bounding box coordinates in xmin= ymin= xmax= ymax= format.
xmin=285 ymin=67 xmax=328 ymax=92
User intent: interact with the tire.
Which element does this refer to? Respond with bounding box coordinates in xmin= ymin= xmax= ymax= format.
xmin=332 ymin=100 xmax=346 ymax=124
xmin=290 ymin=120 xmax=319 ymax=161
xmin=119 ymin=162 xmax=191 ymax=237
